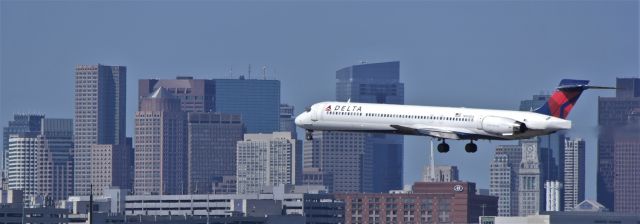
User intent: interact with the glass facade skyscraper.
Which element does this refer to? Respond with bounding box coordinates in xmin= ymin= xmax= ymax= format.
xmin=305 ymin=61 xmax=404 ymax=193
xmin=597 ymin=77 xmax=640 ymax=213
xmin=214 ymin=78 xmax=280 ymax=134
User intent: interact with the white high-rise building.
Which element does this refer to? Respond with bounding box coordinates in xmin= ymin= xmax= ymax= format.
xmin=236 ymin=132 xmax=301 ymax=194
xmin=545 ymin=180 xmax=563 ymax=211
xmin=7 ymin=134 xmax=39 ymax=198
xmin=563 ymin=137 xmax=585 ymax=211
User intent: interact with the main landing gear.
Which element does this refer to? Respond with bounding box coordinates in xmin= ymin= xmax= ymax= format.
xmin=436 ymin=139 xmax=478 ymax=153
xmin=437 ymin=139 xmax=450 ymax=153
xmin=305 ymin=130 xmax=313 ymax=140
xmin=465 ymin=141 xmax=478 ymax=153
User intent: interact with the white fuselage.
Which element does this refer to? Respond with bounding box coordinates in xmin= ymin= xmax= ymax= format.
xmin=295 ymin=101 xmax=571 ymax=140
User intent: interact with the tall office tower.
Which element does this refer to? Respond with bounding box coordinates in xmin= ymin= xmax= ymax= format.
xmin=422 ymin=165 xmax=459 ymax=182
xmin=3 ymin=114 xmax=44 ymax=178
xmin=597 ymin=78 xmax=640 ymax=212
xmin=279 ymin=104 xmax=297 ymax=137
xmin=187 ymin=112 xmax=244 ymax=194
xmin=489 ymin=145 xmax=521 ymax=216
xmin=518 ymin=139 xmax=542 ymax=216
xmin=74 ymin=64 xmax=126 ymax=196
xmin=138 ymin=76 xmax=215 ymax=113
xmin=305 ymin=61 xmax=403 ymax=193
xmin=304 ymin=131 xmax=372 ymax=193
xmin=134 ymin=88 xmax=187 ymax=195
xmin=7 ymin=133 xmax=39 ymax=198
xmin=563 ymin=137 xmax=585 ymax=211
xmin=36 ymin=118 xmax=74 ymax=202
xmin=236 ymin=132 xmax=301 ymax=194
xmin=215 ymin=77 xmax=281 ymax=133
xmin=140 ymin=76 xmax=281 ymax=134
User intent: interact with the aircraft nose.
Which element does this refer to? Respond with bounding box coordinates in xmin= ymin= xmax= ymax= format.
xmin=295 ymin=112 xmax=308 ymax=127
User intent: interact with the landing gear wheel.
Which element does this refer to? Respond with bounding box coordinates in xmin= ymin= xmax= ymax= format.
xmin=305 ymin=130 xmax=313 ymax=140
xmin=465 ymin=142 xmax=477 ymax=153
xmin=437 ymin=143 xmax=450 ymax=153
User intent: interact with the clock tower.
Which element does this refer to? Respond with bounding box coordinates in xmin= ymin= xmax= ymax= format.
xmin=518 ymin=139 xmax=542 ymax=216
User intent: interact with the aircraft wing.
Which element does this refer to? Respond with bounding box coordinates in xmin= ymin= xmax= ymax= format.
xmin=389 ymin=124 xmax=475 ymax=140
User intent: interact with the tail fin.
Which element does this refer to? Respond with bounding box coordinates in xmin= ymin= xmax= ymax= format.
xmin=534 ymin=79 xmax=590 ymax=119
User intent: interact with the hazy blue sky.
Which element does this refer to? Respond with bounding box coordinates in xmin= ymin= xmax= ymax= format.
xmin=1 ymin=1 xmax=638 ymax=199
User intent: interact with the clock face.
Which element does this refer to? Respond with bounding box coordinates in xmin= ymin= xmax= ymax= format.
xmin=526 ymin=145 xmax=534 ymax=152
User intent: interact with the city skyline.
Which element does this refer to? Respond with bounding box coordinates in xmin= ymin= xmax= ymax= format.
xmin=1 ymin=1 xmax=638 ymax=200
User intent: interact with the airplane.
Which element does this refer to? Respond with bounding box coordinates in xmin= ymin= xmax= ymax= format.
xmin=295 ymin=79 xmax=613 ymax=153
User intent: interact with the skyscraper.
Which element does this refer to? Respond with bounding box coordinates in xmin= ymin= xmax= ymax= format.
xmin=6 ymin=118 xmax=74 ymax=201
xmin=74 ymin=64 xmax=126 ymax=196
xmin=489 ymin=144 xmax=521 ymax=216
xmin=7 ymin=133 xmax=39 ymax=198
xmin=134 ymin=88 xmax=187 ymax=195
xmin=597 ymin=78 xmax=640 ymax=212
xmin=305 ymin=61 xmax=404 ymax=193
xmin=187 ymin=112 xmax=244 ymax=193
xmin=138 ymin=76 xmax=215 ymax=113
xmin=139 ymin=76 xmax=281 ymax=134
xmin=36 ymin=118 xmax=74 ymax=202
xmin=236 ymin=132 xmax=301 ymax=194
xmin=279 ymin=104 xmax=297 ymax=137
xmin=3 ymin=114 xmax=44 ymax=179
xmin=214 ymin=77 xmax=281 ymax=134
xmin=336 ymin=61 xmax=404 ymax=193
xmin=563 ymin=137 xmax=585 ymax=211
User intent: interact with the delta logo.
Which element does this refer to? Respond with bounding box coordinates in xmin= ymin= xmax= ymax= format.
xmin=326 ymin=105 xmax=362 ymax=112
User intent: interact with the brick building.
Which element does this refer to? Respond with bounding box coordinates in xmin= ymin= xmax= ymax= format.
xmin=335 ymin=182 xmax=497 ymax=224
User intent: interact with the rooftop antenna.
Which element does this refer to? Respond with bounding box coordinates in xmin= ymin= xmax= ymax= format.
xmin=262 ymin=65 xmax=267 ymax=80
xmin=429 ymin=139 xmax=436 ymax=182
xmin=248 ymin=64 xmax=251 ymax=79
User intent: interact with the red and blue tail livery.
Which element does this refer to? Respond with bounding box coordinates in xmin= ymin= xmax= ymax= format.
xmin=534 ymin=79 xmax=592 ymax=119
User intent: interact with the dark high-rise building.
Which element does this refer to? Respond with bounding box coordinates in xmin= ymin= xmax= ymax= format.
xmin=74 ymin=64 xmax=126 ymax=196
xmin=37 ymin=118 xmax=74 ymax=202
xmin=215 ymin=78 xmax=280 ymax=134
xmin=598 ymin=78 xmax=640 ymax=212
xmin=305 ymin=61 xmax=404 ymax=193
xmin=134 ymin=88 xmax=186 ymax=195
xmin=337 ymin=61 xmax=404 ymax=193
xmin=139 ymin=76 xmax=281 ymax=134
xmin=187 ymin=112 xmax=244 ymax=194
xmin=138 ymin=76 xmax=216 ymax=113
xmin=279 ymin=104 xmax=297 ymax=137
xmin=2 ymin=114 xmax=44 ymax=178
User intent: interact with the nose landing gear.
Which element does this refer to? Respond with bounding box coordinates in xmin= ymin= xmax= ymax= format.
xmin=305 ymin=130 xmax=313 ymax=140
